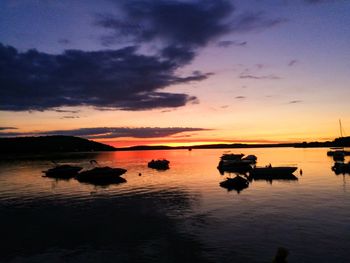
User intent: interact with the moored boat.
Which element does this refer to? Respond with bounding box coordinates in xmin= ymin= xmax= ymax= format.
xmin=217 ymin=159 xmax=253 ymax=174
xmin=220 ymin=153 xmax=244 ymax=161
xmin=249 ymin=165 xmax=297 ymax=177
xmin=42 ymin=164 xmax=82 ymax=179
xmin=148 ymin=159 xmax=170 ymax=170
xmin=76 ymin=167 xmax=127 ymax=185
xmin=217 ymin=153 xmax=256 ymax=174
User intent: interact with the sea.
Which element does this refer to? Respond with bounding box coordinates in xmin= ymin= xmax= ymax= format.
xmin=0 ymin=147 xmax=349 ymax=263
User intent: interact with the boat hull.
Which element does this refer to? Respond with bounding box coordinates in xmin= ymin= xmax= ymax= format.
xmin=43 ymin=165 xmax=82 ymax=179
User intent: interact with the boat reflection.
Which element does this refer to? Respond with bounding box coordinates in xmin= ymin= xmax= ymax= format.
xmin=331 ymin=161 xmax=350 ymax=175
xmin=248 ymin=173 xmax=298 ymax=184
xmin=219 ymin=175 xmax=249 ymax=193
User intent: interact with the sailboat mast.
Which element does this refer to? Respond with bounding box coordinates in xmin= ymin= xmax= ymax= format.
xmin=339 ymin=119 xmax=343 ymax=138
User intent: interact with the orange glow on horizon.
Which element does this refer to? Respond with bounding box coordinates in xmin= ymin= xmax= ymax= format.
xmin=96 ymin=137 xmax=307 ymax=148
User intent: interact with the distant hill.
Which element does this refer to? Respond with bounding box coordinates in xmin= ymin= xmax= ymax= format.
xmin=0 ymin=136 xmax=116 ymax=153
xmin=116 ymin=136 xmax=350 ymax=151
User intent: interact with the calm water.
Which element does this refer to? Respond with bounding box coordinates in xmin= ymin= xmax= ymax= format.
xmin=1 ymin=148 xmax=349 ymax=263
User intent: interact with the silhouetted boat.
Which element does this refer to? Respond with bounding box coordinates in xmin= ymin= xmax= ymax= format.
xmin=249 ymin=165 xmax=297 ymax=178
xmin=148 ymin=159 xmax=170 ymax=170
xmin=217 ymin=153 xmax=256 ymax=174
xmin=219 ymin=175 xmax=249 ymax=192
xmin=327 ymin=150 xmax=347 ymax=161
xmin=42 ymin=164 xmax=82 ymax=179
xmin=241 ymin=155 xmax=257 ymax=163
xmin=217 ymin=159 xmax=253 ymax=174
xmin=332 ymin=162 xmax=350 ymax=174
xmin=76 ymin=167 xmax=127 ymax=185
xmin=220 ymin=153 xmax=244 ymax=161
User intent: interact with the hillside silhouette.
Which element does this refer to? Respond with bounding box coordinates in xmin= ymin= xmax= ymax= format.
xmin=0 ymin=136 xmax=116 ymax=153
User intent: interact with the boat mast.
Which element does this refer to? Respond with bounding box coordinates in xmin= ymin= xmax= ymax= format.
xmin=339 ymin=119 xmax=343 ymax=138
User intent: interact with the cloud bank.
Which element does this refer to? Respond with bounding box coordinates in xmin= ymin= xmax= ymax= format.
xmin=0 ymin=44 xmax=207 ymax=111
xmin=1 ymin=0 xmax=285 ymax=112
xmin=0 ymin=127 xmax=208 ymax=139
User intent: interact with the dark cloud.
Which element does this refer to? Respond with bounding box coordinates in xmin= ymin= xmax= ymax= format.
xmin=96 ymin=0 xmax=234 ymax=48
xmin=0 ymin=127 xmax=17 ymax=130
xmin=54 ymin=109 xmax=80 ymax=113
xmin=230 ymin=12 xmax=287 ymax=33
xmin=239 ymin=74 xmax=281 ymax=80
xmin=96 ymin=1 xmax=285 ymax=49
xmin=235 ymin=96 xmax=246 ymax=99
xmin=0 ymin=127 xmax=208 ymax=139
xmin=288 ymin=100 xmax=303 ymax=104
xmin=216 ymin=40 xmax=247 ymax=47
xmin=1 ymin=1 xmax=287 ymax=112
xmin=0 ymin=43 xmax=209 ymax=111
xmin=304 ymin=0 xmax=337 ymax=4
xmin=58 ymin=39 xmax=70 ymax=45
xmin=288 ymin=59 xmax=298 ymax=66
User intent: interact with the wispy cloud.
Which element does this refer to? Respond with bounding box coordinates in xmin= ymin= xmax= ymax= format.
xmin=304 ymin=0 xmax=338 ymax=4
xmin=60 ymin=116 xmax=80 ymax=119
xmin=0 ymin=127 xmax=17 ymax=130
xmin=57 ymin=38 xmax=70 ymax=45
xmin=288 ymin=100 xmax=303 ymax=104
xmin=216 ymin=40 xmax=247 ymax=48
xmin=54 ymin=109 xmax=80 ymax=114
xmin=239 ymin=74 xmax=281 ymax=80
xmin=288 ymin=59 xmax=298 ymax=67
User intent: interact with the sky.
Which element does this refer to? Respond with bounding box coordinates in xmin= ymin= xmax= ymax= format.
xmin=1 ymin=0 xmax=350 ymax=147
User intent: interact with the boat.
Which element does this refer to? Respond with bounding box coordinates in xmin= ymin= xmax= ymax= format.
xmin=217 ymin=153 xmax=255 ymax=174
xmin=217 ymin=159 xmax=253 ymax=174
xmin=76 ymin=167 xmax=127 ymax=185
xmin=241 ymin=155 xmax=257 ymax=163
xmin=327 ymin=149 xmax=349 ymax=161
xmin=327 ymin=120 xmax=350 ymax=158
xmin=249 ymin=165 xmax=297 ymax=179
xmin=42 ymin=164 xmax=82 ymax=179
xmin=220 ymin=153 xmax=244 ymax=161
xmin=148 ymin=159 xmax=170 ymax=170
xmin=332 ymin=162 xmax=350 ymax=175
xmin=219 ymin=175 xmax=249 ymax=192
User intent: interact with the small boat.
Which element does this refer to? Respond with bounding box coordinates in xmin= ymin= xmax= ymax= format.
xmin=241 ymin=155 xmax=257 ymax=164
xmin=219 ymin=175 xmax=249 ymax=192
xmin=217 ymin=159 xmax=253 ymax=174
xmin=217 ymin=153 xmax=255 ymax=174
xmin=331 ymin=150 xmax=346 ymax=161
xmin=42 ymin=164 xmax=82 ymax=179
xmin=249 ymin=165 xmax=297 ymax=179
xmin=220 ymin=153 xmax=244 ymax=161
xmin=76 ymin=167 xmax=127 ymax=185
xmin=332 ymin=162 xmax=350 ymax=174
xmin=148 ymin=159 xmax=170 ymax=170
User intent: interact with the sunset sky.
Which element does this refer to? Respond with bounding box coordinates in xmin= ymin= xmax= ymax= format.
xmin=1 ymin=0 xmax=349 ymax=147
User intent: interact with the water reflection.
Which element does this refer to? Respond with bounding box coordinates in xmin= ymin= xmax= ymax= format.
xmin=331 ymin=161 xmax=350 ymax=175
xmin=1 ymin=188 xmax=209 ymax=262
xmin=1 ymin=148 xmax=350 ymax=262
xmin=249 ymin=173 xmax=298 ymax=183
xmin=219 ymin=175 xmax=249 ymax=193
